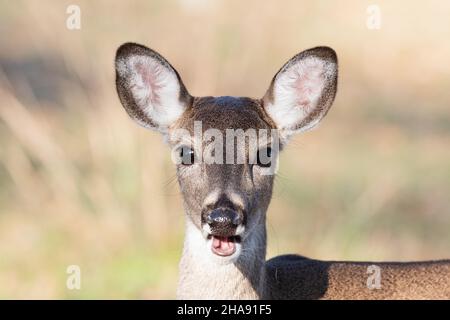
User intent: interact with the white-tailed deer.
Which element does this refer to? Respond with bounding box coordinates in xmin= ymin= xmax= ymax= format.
xmin=115 ymin=43 xmax=450 ymax=299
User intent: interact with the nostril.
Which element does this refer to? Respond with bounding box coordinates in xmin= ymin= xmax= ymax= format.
xmin=232 ymin=215 xmax=242 ymax=226
xmin=206 ymin=209 xmax=241 ymax=227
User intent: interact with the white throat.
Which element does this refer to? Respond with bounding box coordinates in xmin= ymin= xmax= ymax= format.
xmin=176 ymin=219 xmax=267 ymax=299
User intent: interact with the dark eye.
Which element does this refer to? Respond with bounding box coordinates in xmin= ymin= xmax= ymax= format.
xmin=179 ymin=146 xmax=195 ymax=165
xmin=257 ymin=147 xmax=272 ymax=167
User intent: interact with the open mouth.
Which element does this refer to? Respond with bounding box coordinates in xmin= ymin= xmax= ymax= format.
xmin=207 ymin=235 xmax=241 ymax=257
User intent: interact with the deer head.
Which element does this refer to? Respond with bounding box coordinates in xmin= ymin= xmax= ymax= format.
xmin=115 ymin=42 xmax=337 ymax=264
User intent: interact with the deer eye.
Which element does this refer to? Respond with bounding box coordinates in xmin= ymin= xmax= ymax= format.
xmin=257 ymin=147 xmax=272 ymax=168
xmin=179 ymin=146 xmax=195 ymax=165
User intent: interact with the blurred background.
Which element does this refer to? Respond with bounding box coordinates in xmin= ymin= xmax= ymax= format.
xmin=1 ymin=0 xmax=450 ymax=299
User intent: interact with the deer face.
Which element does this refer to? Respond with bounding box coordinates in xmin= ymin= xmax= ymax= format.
xmin=115 ymin=43 xmax=337 ymax=263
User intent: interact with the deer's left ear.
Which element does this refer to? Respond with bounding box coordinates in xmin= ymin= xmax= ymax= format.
xmin=263 ymin=47 xmax=338 ymax=137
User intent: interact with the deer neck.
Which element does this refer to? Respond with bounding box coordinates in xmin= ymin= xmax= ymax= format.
xmin=176 ymin=217 xmax=267 ymax=299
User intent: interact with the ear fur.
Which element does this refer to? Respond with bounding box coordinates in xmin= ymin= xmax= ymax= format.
xmin=263 ymin=47 xmax=338 ymax=138
xmin=115 ymin=43 xmax=192 ymax=132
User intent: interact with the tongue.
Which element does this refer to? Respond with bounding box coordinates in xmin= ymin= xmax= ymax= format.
xmin=211 ymin=236 xmax=236 ymax=256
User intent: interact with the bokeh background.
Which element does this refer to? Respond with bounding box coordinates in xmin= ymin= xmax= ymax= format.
xmin=1 ymin=0 xmax=450 ymax=299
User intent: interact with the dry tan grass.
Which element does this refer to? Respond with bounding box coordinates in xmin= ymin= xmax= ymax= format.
xmin=0 ymin=0 xmax=449 ymax=298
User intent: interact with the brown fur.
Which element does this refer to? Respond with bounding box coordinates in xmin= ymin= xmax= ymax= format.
xmin=266 ymin=255 xmax=450 ymax=299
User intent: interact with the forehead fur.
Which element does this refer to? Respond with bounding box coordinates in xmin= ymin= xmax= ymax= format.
xmin=174 ymin=96 xmax=276 ymax=133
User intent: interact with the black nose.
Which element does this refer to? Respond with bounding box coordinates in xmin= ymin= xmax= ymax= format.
xmin=206 ymin=208 xmax=242 ymax=236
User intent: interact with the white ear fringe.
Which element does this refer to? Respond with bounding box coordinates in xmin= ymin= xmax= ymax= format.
xmin=116 ymin=54 xmax=185 ymax=129
xmin=266 ymin=56 xmax=335 ymax=134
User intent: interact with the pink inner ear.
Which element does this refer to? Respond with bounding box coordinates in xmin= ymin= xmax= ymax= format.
xmin=134 ymin=61 xmax=163 ymax=107
xmin=292 ymin=63 xmax=325 ymax=112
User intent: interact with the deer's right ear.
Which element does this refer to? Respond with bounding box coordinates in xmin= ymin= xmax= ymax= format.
xmin=115 ymin=43 xmax=192 ymax=132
